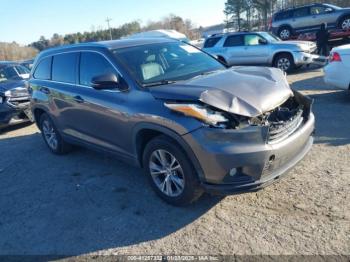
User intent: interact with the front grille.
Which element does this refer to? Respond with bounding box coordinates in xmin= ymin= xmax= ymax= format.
xmin=6 ymin=96 xmax=30 ymax=109
xmin=268 ymin=108 xmax=304 ymax=144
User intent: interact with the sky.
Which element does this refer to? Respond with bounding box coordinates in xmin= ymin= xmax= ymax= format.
xmin=0 ymin=0 xmax=226 ymax=45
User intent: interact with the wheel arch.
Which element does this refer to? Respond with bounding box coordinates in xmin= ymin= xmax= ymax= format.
xmin=337 ymin=13 xmax=350 ymax=28
xmin=132 ymin=123 xmax=205 ymax=181
xmin=272 ymin=51 xmax=295 ymax=66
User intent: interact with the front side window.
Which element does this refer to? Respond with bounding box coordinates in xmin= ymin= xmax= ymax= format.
xmin=113 ymin=42 xmax=225 ymax=86
xmin=293 ymin=7 xmax=309 ymax=17
xmin=311 ymin=6 xmax=327 ymax=15
xmin=34 ymin=57 xmax=52 ymax=80
xmin=223 ymin=35 xmax=244 ymax=47
xmin=52 ymin=53 xmax=78 ymax=84
xmin=79 ymin=52 xmax=116 ymax=86
xmin=244 ymin=35 xmax=265 ymax=46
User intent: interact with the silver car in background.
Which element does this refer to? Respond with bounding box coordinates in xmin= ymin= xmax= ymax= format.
xmin=203 ymin=31 xmax=318 ymax=72
xmin=271 ymin=3 xmax=350 ymax=40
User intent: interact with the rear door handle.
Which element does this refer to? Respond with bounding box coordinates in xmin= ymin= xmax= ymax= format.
xmin=73 ymin=95 xmax=84 ymax=103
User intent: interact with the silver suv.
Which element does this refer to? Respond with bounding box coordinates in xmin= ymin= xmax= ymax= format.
xmin=203 ymin=31 xmax=317 ymax=72
xmin=29 ymin=38 xmax=315 ymax=206
xmin=271 ymin=3 xmax=350 ymax=40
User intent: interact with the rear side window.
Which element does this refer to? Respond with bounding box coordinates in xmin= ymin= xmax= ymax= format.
xmin=223 ymin=35 xmax=243 ymax=47
xmin=274 ymin=11 xmax=293 ymax=21
xmin=79 ymin=52 xmax=116 ymax=86
xmin=293 ymin=7 xmax=309 ymax=17
xmin=34 ymin=57 xmax=52 ymax=80
xmin=52 ymin=53 xmax=78 ymax=84
xmin=204 ymin=37 xmax=222 ymax=48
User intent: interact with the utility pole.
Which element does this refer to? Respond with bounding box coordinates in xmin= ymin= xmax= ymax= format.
xmin=106 ymin=17 xmax=113 ymax=40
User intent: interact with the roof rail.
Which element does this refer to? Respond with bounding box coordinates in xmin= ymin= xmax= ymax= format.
xmin=276 ymin=2 xmax=320 ymax=13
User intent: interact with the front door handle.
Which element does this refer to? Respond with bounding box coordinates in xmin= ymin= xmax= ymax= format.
xmin=73 ymin=95 xmax=84 ymax=103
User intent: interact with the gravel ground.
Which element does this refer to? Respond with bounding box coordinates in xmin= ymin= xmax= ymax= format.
xmin=0 ymin=66 xmax=349 ymax=257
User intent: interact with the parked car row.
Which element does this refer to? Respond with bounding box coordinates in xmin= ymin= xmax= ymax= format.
xmin=0 ymin=62 xmax=31 ymax=129
xmin=28 ymin=38 xmax=315 ymax=205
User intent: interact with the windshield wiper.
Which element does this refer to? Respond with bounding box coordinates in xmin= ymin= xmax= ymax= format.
xmin=143 ymin=80 xmax=177 ymax=88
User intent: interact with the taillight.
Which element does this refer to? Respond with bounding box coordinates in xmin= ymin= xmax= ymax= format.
xmin=330 ymin=52 xmax=342 ymax=62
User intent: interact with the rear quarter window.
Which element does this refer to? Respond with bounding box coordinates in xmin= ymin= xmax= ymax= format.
xmin=204 ymin=37 xmax=222 ymax=48
xmin=33 ymin=57 xmax=52 ymax=80
xmin=52 ymin=53 xmax=78 ymax=84
xmin=274 ymin=11 xmax=293 ymax=21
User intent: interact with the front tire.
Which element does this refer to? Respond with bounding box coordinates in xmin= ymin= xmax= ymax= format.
xmin=142 ymin=136 xmax=203 ymax=206
xmin=39 ymin=113 xmax=72 ymax=155
xmin=274 ymin=53 xmax=295 ymax=73
xmin=339 ymin=16 xmax=350 ymax=30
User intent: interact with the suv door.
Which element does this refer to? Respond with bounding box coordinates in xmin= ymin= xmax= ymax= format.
xmin=242 ymin=34 xmax=269 ymax=65
xmin=291 ymin=7 xmax=311 ymax=32
xmin=310 ymin=5 xmax=338 ymax=30
xmin=70 ymin=51 xmax=132 ymax=157
xmin=222 ymin=35 xmax=245 ymax=65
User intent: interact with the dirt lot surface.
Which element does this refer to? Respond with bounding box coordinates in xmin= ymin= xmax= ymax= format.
xmin=0 ymin=66 xmax=349 ymax=256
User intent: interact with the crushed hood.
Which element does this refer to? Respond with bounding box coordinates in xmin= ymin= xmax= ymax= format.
xmin=150 ymin=67 xmax=293 ymax=117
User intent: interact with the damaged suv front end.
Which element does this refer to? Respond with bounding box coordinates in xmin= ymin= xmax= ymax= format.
xmin=151 ymin=66 xmax=315 ymax=194
xmin=0 ymin=63 xmax=31 ymax=129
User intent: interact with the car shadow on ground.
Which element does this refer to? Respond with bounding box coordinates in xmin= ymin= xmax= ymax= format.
xmin=291 ymin=75 xmax=350 ymax=146
xmin=0 ymin=132 xmax=222 ymax=256
xmin=0 ymin=122 xmax=33 ymax=135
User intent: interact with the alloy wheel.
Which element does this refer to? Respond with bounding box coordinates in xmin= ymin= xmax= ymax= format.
xmin=280 ymin=29 xmax=290 ymax=40
xmin=42 ymin=120 xmax=58 ymax=150
xmin=149 ymin=149 xmax=185 ymax=197
xmin=342 ymin=19 xmax=350 ymax=30
xmin=277 ymin=58 xmax=291 ymax=71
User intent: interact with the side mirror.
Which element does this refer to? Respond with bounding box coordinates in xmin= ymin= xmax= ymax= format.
xmin=259 ymin=39 xmax=268 ymax=45
xmin=91 ymin=73 xmax=122 ymax=90
xmin=325 ymin=8 xmax=333 ymax=13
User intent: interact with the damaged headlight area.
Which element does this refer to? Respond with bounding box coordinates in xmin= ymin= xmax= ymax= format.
xmin=164 ymin=103 xmax=230 ymax=128
xmin=165 ymin=91 xmax=312 ymax=138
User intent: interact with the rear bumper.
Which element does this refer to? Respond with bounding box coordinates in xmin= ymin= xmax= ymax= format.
xmin=183 ymin=113 xmax=315 ymax=194
xmin=324 ymin=63 xmax=350 ymax=90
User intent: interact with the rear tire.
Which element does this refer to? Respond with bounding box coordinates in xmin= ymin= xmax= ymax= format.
xmin=39 ymin=113 xmax=72 ymax=155
xmin=273 ymin=53 xmax=295 ymax=73
xmin=142 ymin=135 xmax=203 ymax=206
xmin=278 ymin=26 xmax=292 ymax=40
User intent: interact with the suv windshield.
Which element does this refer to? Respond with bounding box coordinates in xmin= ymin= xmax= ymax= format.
xmin=113 ymin=42 xmax=225 ymax=86
xmin=259 ymin=32 xmax=281 ymax=43
xmin=323 ymin=4 xmax=341 ymax=10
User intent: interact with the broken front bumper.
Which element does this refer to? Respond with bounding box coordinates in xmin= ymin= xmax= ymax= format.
xmin=0 ymin=96 xmax=31 ymax=128
xmin=183 ymin=113 xmax=315 ymax=195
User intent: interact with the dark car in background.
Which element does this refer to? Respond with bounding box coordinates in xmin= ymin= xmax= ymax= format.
xmin=0 ymin=62 xmax=31 ymax=129
xmin=271 ymin=3 xmax=350 ymax=40
xmin=29 ymin=39 xmax=314 ymax=205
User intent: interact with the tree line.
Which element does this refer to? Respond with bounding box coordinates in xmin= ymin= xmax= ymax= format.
xmin=29 ymin=14 xmax=199 ymax=52
xmin=224 ymin=0 xmax=350 ymax=31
